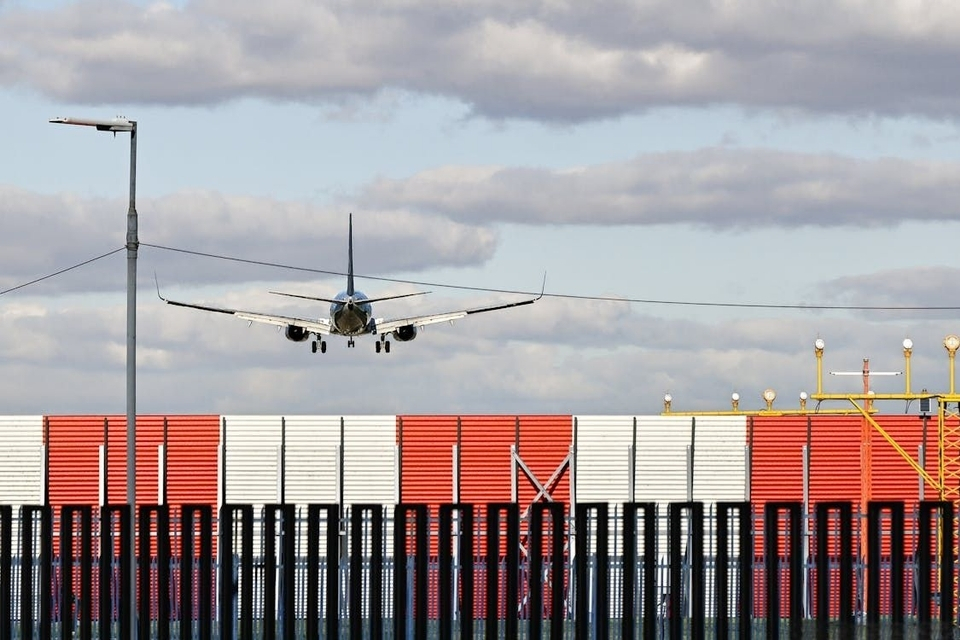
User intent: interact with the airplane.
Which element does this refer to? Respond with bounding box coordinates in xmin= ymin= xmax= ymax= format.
xmin=158 ymin=214 xmax=543 ymax=354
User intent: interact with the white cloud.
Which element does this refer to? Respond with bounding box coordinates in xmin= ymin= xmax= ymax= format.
xmin=356 ymin=149 xmax=960 ymax=228
xmin=4 ymin=1 xmax=960 ymax=120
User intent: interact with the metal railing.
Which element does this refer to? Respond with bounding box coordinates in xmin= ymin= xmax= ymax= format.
xmin=2 ymin=500 xmax=957 ymax=638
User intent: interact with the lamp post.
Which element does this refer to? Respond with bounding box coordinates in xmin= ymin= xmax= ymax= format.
xmin=50 ymin=116 xmax=137 ymax=635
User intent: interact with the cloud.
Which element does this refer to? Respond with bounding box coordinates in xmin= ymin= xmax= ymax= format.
xmin=0 ymin=186 xmax=498 ymax=293
xmin=356 ymin=149 xmax=960 ymax=228
xmin=3 ymin=1 xmax=960 ymax=120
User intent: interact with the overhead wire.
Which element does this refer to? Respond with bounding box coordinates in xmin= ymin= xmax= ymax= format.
xmin=0 ymin=247 xmax=125 ymax=296
xmin=4 ymin=241 xmax=958 ymax=312
xmin=141 ymin=242 xmax=960 ymax=312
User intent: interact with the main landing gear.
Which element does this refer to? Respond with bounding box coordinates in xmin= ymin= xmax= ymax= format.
xmin=311 ymin=339 xmax=327 ymax=354
xmin=375 ymin=335 xmax=391 ymax=354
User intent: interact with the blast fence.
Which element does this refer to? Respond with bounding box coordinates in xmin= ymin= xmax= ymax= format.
xmin=0 ymin=500 xmax=956 ymax=638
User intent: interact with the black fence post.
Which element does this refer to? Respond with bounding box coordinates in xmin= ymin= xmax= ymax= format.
xmin=866 ymin=501 xmax=904 ymax=638
xmin=439 ymin=504 xmax=475 ymax=640
xmin=60 ymin=505 xmax=93 ymax=640
xmin=308 ymin=504 xmax=341 ymax=640
xmin=0 ymin=505 xmax=10 ymax=640
xmin=622 ymin=503 xmax=656 ymax=640
xmin=393 ymin=504 xmax=427 ymax=640
xmin=219 ymin=504 xmax=254 ymax=640
xmin=21 ymin=505 xmax=52 ymax=640
xmin=917 ymin=501 xmax=954 ymax=637
xmin=815 ymin=502 xmax=854 ymax=640
xmin=180 ymin=504 xmax=213 ymax=640
xmin=716 ymin=502 xmax=752 ymax=640
xmin=574 ymin=503 xmax=609 ymax=640
xmin=762 ymin=502 xmax=802 ymax=640
xmin=668 ymin=502 xmax=704 ymax=640
xmin=349 ymin=505 xmax=384 ymax=639
xmin=99 ymin=504 xmax=131 ymax=640
xmin=261 ymin=504 xmax=297 ymax=640
xmin=138 ymin=505 xmax=170 ymax=640
xmin=529 ymin=502 xmax=565 ymax=640
xmin=485 ymin=503 xmax=520 ymax=640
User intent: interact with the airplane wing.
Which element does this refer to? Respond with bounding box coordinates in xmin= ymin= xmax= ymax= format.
xmin=158 ymin=288 xmax=333 ymax=335
xmin=373 ymin=291 xmax=543 ymax=335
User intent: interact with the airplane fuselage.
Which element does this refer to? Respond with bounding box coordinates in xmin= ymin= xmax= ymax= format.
xmin=329 ymin=291 xmax=373 ymax=336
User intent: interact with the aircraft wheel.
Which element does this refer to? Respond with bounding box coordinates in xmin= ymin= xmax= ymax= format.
xmin=320 ymin=341 xmax=327 ymax=354
xmin=385 ymin=341 xmax=391 ymax=354
xmin=376 ymin=341 xmax=381 ymax=354
xmin=311 ymin=341 xmax=317 ymax=354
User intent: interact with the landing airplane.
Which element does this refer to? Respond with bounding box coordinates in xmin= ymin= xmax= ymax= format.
xmin=158 ymin=215 xmax=543 ymax=354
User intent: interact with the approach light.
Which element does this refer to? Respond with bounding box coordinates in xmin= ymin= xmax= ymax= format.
xmin=945 ymin=335 xmax=960 ymax=353
xmin=814 ymin=338 xmax=825 ymax=351
xmin=903 ymin=338 xmax=914 ymax=351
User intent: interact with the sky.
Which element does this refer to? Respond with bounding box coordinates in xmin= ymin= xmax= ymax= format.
xmin=3 ymin=0 xmax=960 ymax=416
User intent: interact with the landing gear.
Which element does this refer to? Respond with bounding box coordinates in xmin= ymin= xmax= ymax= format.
xmin=311 ymin=340 xmax=327 ymax=354
xmin=376 ymin=335 xmax=391 ymax=354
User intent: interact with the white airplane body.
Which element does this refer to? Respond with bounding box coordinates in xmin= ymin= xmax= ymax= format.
xmin=159 ymin=215 xmax=542 ymax=353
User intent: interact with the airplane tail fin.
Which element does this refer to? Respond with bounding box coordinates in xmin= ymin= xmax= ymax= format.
xmin=347 ymin=213 xmax=355 ymax=296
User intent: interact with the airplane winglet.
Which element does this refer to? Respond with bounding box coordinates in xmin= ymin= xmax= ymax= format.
xmin=537 ymin=272 xmax=547 ymax=300
xmin=154 ymin=272 xmax=167 ymax=302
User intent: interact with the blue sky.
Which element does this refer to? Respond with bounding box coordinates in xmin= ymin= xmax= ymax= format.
xmin=2 ymin=1 xmax=960 ymax=416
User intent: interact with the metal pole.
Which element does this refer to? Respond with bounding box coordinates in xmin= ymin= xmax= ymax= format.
xmin=126 ymin=121 xmax=138 ymax=638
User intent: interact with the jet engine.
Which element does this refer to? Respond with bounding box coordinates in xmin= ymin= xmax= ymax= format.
xmin=285 ymin=325 xmax=310 ymax=342
xmin=392 ymin=325 xmax=418 ymax=342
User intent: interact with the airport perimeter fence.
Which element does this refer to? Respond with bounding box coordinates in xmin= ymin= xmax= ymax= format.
xmin=0 ymin=500 xmax=957 ymax=639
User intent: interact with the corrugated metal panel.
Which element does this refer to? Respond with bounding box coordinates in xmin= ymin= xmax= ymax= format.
xmin=870 ymin=414 xmax=931 ymax=506
xmin=106 ymin=416 xmax=163 ymax=506
xmin=516 ymin=416 xmax=573 ymax=513
xmin=750 ymin=416 xmax=807 ymax=505
xmin=343 ymin=415 xmax=397 ymax=507
xmin=398 ymin=416 xmax=457 ymax=505
xmin=634 ymin=416 xmax=693 ymax=504
xmin=458 ymin=416 xmax=518 ymax=506
xmin=808 ymin=415 xmax=861 ymax=504
xmin=164 ymin=415 xmax=219 ymax=508
xmin=0 ymin=416 xmax=43 ymax=505
xmin=47 ymin=416 xmax=107 ymax=507
xmin=572 ymin=416 xmax=635 ymax=504
xmin=284 ymin=416 xmax=341 ymax=505
xmin=691 ymin=416 xmax=748 ymax=504
xmin=222 ymin=415 xmax=283 ymax=505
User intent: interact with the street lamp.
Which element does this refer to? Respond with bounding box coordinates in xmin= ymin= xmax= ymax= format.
xmin=50 ymin=115 xmax=137 ymax=634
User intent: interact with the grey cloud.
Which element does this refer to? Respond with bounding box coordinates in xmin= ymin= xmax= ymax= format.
xmin=821 ymin=267 xmax=960 ymax=319
xmin=0 ymin=186 xmax=498 ymax=294
xmin=356 ymin=149 xmax=960 ymax=228
xmin=0 ymin=282 xmax=951 ymax=415
xmin=3 ymin=1 xmax=960 ymax=120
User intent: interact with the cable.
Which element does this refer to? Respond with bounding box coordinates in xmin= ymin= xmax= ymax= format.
xmin=0 ymin=247 xmax=125 ymax=296
xmin=142 ymin=241 xmax=960 ymax=311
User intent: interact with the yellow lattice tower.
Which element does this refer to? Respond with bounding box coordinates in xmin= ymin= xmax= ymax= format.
xmin=937 ymin=335 xmax=960 ymax=619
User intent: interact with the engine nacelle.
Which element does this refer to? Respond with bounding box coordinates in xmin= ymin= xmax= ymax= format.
xmin=284 ymin=325 xmax=310 ymax=342
xmin=392 ymin=324 xmax=418 ymax=342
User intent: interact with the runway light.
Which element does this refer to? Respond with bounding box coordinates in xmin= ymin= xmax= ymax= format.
xmin=945 ymin=335 xmax=960 ymax=353
xmin=762 ymin=388 xmax=777 ymax=410
xmin=903 ymin=338 xmax=913 ymax=351
xmin=731 ymin=392 xmax=740 ymax=412
xmin=663 ymin=393 xmax=672 ymax=413
xmin=814 ymin=338 xmax=825 ymax=352
xmin=799 ymin=391 xmax=808 ymax=411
